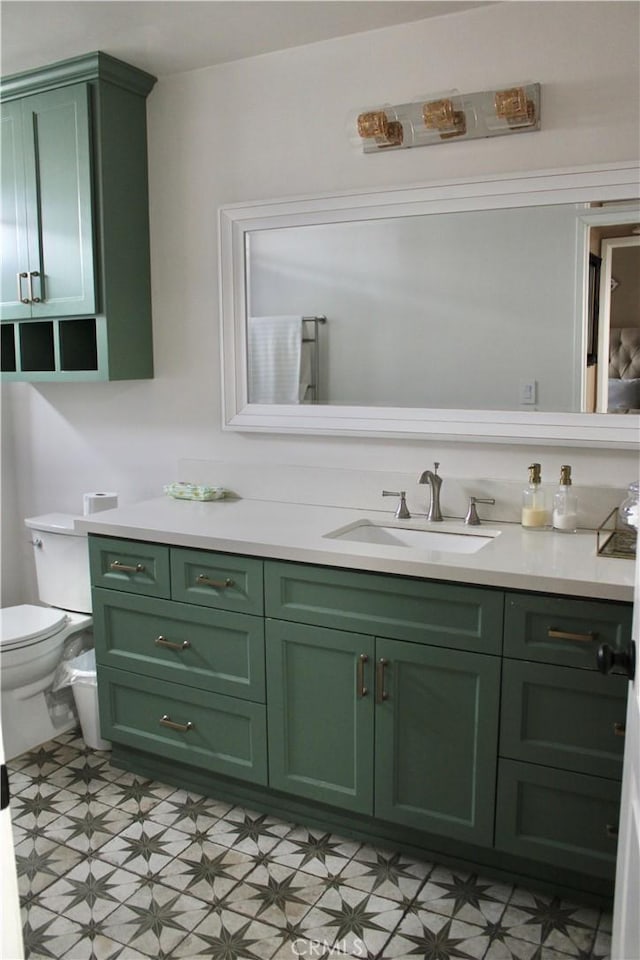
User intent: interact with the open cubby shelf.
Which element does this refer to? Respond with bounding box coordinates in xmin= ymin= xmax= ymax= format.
xmin=1 ymin=318 xmax=99 ymax=376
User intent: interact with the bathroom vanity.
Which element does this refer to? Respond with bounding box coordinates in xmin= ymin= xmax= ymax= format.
xmin=82 ymin=495 xmax=635 ymax=905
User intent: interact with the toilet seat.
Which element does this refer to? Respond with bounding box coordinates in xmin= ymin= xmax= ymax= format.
xmin=0 ymin=605 xmax=68 ymax=653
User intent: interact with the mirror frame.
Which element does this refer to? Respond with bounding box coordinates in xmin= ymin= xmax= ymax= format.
xmin=219 ymin=161 xmax=640 ymax=448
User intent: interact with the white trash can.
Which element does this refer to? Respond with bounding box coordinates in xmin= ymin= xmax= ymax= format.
xmin=68 ymin=649 xmax=111 ymax=751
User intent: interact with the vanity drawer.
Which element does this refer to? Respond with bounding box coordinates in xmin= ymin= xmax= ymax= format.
xmin=495 ymin=759 xmax=620 ymax=880
xmin=97 ymin=666 xmax=268 ymax=784
xmin=504 ymin=593 xmax=632 ymax=669
xmin=171 ymin=548 xmax=263 ymax=615
xmin=265 ymin=561 xmax=503 ymax=653
xmin=89 ymin=536 xmax=170 ymax=598
xmin=93 ymin=589 xmax=265 ymax=702
xmin=500 ymin=660 xmax=627 ymax=780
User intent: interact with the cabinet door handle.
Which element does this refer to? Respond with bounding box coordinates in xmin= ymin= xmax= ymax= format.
xmin=110 ymin=560 xmax=146 ymax=574
xmin=196 ymin=574 xmax=234 ymax=589
xmin=155 ymin=636 xmax=191 ymax=652
xmin=357 ymin=653 xmax=368 ymax=698
xmin=547 ymin=628 xmax=596 ymax=643
xmin=159 ymin=714 xmax=193 ymax=733
xmin=28 ymin=270 xmax=41 ymax=303
xmin=17 ymin=271 xmax=29 ymax=304
xmin=376 ymin=658 xmax=389 ymax=704
xmin=613 ymin=722 xmax=626 ymax=737
xmin=606 ymin=823 xmax=619 ymax=839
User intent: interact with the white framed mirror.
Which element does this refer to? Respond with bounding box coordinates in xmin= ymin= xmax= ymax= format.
xmin=219 ymin=162 xmax=640 ymax=447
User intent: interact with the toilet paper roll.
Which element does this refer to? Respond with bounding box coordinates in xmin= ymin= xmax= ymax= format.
xmin=83 ymin=492 xmax=119 ymax=515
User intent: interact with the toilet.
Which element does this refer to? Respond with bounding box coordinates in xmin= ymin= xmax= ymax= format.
xmin=0 ymin=514 xmax=92 ymax=760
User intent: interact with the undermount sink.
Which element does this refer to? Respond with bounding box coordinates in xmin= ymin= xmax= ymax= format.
xmin=324 ymin=520 xmax=498 ymax=554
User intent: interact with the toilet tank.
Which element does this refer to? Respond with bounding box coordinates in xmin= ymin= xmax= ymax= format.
xmin=24 ymin=514 xmax=92 ymax=614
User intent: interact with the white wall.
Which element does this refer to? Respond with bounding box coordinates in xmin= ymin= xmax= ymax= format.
xmin=2 ymin=0 xmax=639 ymax=605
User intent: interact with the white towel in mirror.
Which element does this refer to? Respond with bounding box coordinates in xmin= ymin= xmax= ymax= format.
xmin=248 ymin=316 xmax=303 ymax=403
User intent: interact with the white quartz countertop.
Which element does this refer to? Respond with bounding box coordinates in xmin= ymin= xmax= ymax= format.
xmin=77 ymin=496 xmax=636 ymax=603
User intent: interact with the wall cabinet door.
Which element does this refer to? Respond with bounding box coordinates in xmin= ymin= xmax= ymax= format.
xmin=266 ymin=620 xmax=375 ymax=814
xmin=374 ymin=638 xmax=500 ymax=847
xmin=0 ymin=84 xmax=96 ymax=322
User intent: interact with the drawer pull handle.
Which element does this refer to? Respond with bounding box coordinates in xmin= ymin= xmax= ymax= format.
xmin=196 ymin=574 xmax=234 ymax=589
xmin=357 ymin=653 xmax=369 ymax=698
xmin=110 ymin=560 xmax=146 ymax=574
xmin=159 ymin=714 xmax=194 ymax=733
xmin=155 ymin=636 xmax=191 ymax=652
xmin=606 ymin=823 xmax=619 ymax=839
xmin=376 ymin=658 xmax=389 ymax=704
xmin=613 ymin=721 xmax=626 ymax=737
xmin=547 ymin=628 xmax=596 ymax=644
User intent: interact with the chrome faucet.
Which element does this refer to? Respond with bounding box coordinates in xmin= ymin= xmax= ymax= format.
xmin=418 ymin=462 xmax=443 ymax=521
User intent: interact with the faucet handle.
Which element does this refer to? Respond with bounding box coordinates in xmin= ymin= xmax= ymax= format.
xmin=382 ymin=490 xmax=411 ymax=519
xmin=464 ymin=496 xmax=495 ymax=525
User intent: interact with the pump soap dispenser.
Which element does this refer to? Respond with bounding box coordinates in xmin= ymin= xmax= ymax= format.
xmin=521 ymin=462 xmax=548 ymax=530
xmin=552 ymin=465 xmax=578 ymax=533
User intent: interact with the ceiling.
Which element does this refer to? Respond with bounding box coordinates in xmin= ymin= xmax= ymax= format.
xmin=0 ymin=1 xmax=496 ymax=79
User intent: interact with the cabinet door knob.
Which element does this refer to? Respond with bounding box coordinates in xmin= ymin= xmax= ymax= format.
xmin=613 ymin=721 xmax=626 ymax=737
xmin=606 ymin=823 xmax=619 ymax=839
xmin=596 ymin=641 xmax=636 ymax=680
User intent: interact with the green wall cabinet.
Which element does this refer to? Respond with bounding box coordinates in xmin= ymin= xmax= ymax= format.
xmin=0 ymin=52 xmax=156 ymax=381
xmin=1 ymin=85 xmax=96 ymax=322
xmin=89 ymin=535 xmax=633 ymax=901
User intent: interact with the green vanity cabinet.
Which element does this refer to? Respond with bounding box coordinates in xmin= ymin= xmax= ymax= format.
xmin=265 ymin=561 xmax=502 ymax=846
xmin=88 ymin=535 xmax=633 ymax=901
xmin=495 ymin=592 xmax=630 ymax=879
xmin=89 ymin=537 xmax=268 ymax=785
xmin=1 ymin=52 xmax=156 ymax=381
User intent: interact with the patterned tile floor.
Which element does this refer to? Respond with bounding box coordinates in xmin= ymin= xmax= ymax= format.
xmin=8 ymin=730 xmax=612 ymax=960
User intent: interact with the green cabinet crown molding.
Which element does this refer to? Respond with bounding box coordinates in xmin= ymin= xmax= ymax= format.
xmin=0 ymin=51 xmax=157 ymax=102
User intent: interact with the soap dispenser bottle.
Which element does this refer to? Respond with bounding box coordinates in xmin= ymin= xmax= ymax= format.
xmin=552 ymin=465 xmax=578 ymax=533
xmin=521 ymin=462 xmax=548 ymax=530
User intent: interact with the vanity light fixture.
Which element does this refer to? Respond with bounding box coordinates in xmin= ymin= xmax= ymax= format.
xmin=354 ymin=82 xmax=540 ymax=153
